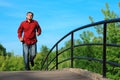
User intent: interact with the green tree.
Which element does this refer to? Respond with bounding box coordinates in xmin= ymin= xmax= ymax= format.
xmin=80 ymin=31 xmax=94 ymax=43
xmin=89 ymin=3 xmax=120 ymax=79
xmin=40 ymin=45 xmax=50 ymax=69
xmin=0 ymin=44 xmax=6 ymax=56
xmin=0 ymin=56 xmax=24 ymax=71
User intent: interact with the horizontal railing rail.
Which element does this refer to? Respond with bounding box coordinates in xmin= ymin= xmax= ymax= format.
xmin=43 ymin=43 xmax=120 ymax=70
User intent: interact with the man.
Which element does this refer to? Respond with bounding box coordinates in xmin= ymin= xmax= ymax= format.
xmin=17 ymin=12 xmax=41 ymax=70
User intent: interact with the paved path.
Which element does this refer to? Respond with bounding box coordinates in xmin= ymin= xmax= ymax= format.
xmin=0 ymin=68 xmax=109 ymax=80
xmin=0 ymin=70 xmax=91 ymax=80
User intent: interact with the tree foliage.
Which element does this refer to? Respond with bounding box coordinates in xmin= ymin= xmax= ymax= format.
xmin=0 ymin=44 xmax=6 ymax=56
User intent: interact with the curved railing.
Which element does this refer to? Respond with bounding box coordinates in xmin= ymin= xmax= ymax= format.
xmin=41 ymin=18 xmax=120 ymax=78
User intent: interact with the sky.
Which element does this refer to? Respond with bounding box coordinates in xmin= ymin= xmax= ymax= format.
xmin=0 ymin=0 xmax=120 ymax=56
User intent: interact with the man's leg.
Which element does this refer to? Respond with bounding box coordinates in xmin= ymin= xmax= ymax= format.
xmin=29 ymin=43 xmax=37 ymax=67
xmin=23 ymin=43 xmax=30 ymax=70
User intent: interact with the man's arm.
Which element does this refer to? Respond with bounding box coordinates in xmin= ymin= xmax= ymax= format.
xmin=36 ymin=21 xmax=41 ymax=36
xmin=17 ymin=23 xmax=24 ymax=42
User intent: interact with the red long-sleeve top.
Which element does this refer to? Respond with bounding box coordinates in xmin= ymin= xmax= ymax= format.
xmin=17 ymin=20 xmax=41 ymax=45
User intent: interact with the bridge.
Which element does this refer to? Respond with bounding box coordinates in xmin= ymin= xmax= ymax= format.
xmin=0 ymin=68 xmax=109 ymax=80
xmin=1 ymin=18 xmax=120 ymax=80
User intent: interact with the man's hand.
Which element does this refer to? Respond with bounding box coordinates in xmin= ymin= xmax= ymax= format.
xmin=36 ymin=32 xmax=39 ymax=36
xmin=19 ymin=37 xmax=23 ymax=42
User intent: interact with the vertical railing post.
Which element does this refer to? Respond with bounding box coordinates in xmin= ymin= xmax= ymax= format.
xmin=103 ymin=23 xmax=107 ymax=77
xmin=56 ymin=44 xmax=58 ymax=70
xmin=71 ymin=32 xmax=74 ymax=68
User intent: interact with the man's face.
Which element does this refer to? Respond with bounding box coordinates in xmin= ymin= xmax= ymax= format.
xmin=26 ymin=13 xmax=33 ymax=20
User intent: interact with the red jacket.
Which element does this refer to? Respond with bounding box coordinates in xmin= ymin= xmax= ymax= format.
xmin=18 ymin=20 xmax=41 ymax=45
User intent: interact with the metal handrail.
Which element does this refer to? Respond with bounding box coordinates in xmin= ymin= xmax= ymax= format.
xmin=49 ymin=56 xmax=120 ymax=71
xmin=44 ymin=43 xmax=120 ymax=70
xmin=41 ymin=18 xmax=120 ymax=78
